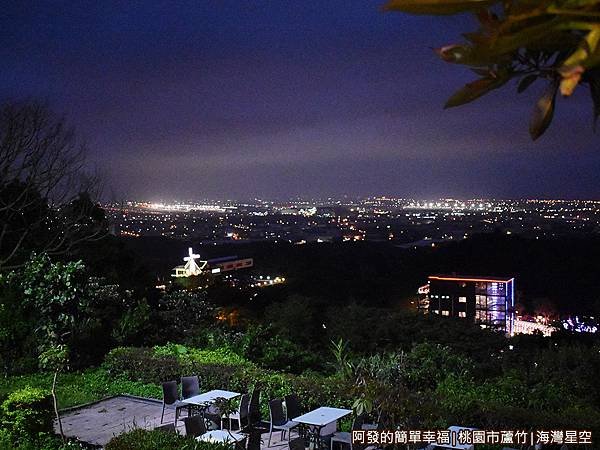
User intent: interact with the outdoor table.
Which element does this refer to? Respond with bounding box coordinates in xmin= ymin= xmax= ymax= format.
xmin=293 ymin=407 xmax=352 ymax=449
xmin=182 ymin=389 xmax=241 ymax=427
xmin=197 ymin=429 xmax=246 ymax=446
xmin=182 ymin=389 xmax=241 ymax=406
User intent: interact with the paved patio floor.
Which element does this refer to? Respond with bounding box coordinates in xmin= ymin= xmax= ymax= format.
xmin=56 ymin=395 xmax=295 ymax=449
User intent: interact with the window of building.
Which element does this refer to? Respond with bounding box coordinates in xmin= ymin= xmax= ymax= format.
xmin=433 ymin=310 xmax=439 ymax=314
xmin=442 ymin=310 xmax=450 ymax=316
xmin=459 ymin=311 xmax=466 ymax=318
xmin=459 ymin=296 xmax=467 ymax=303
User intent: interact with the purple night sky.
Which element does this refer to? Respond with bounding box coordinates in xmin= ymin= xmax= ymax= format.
xmin=2 ymin=1 xmax=599 ymax=201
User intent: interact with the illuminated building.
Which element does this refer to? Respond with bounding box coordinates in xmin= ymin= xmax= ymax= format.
xmin=172 ymin=248 xmax=253 ymax=277
xmin=419 ymin=274 xmax=515 ymax=335
xmin=172 ymin=247 xmax=207 ymax=277
xmin=206 ymin=255 xmax=253 ymax=273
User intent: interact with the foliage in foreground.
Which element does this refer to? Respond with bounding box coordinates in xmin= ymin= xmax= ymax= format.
xmin=0 ymin=253 xmax=221 ymax=375
xmin=104 ymin=344 xmax=353 ymax=416
xmin=0 ymin=370 xmax=160 ymax=411
xmin=102 ymin=340 xmax=600 ymax=436
xmin=105 ymin=428 xmax=230 ymax=450
xmin=386 ymin=0 xmax=600 ymax=139
xmin=1 ymin=387 xmax=53 ymax=442
xmin=0 ymin=387 xmax=86 ymax=450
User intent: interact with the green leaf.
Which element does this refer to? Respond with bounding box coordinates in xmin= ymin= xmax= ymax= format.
xmin=529 ymin=80 xmax=559 ymax=140
xmin=384 ymin=0 xmax=498 ymax=15
xmin=445 ymin=74 xmax=510 ymax=108
xmin=562 ymin=28 xmax=600 ymax=67
xmin=517 ymin=74 xmax=538 ymax=93
xmin=482 ymin=17 xmax=564 ymax=58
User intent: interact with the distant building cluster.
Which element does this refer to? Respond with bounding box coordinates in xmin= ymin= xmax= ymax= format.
xmin=418 ymin=274 xmax=597 ymax=336
xmin=105 ymin=197 xmax=600 ymax=245
xmin=172 ymin=247 xmax=253 ymax=278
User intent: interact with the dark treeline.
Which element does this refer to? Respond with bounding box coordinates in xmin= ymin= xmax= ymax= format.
xmin=120 ymin=231 xmax=600 ymax=316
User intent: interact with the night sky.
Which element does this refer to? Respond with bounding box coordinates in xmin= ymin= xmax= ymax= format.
xmin=2 ymin=1 xmax=600 ymax=201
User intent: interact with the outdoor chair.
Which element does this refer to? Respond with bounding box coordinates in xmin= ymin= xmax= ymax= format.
xmin=223 ymin=392 xmax=250 ymax=430
xmin=184 ymin=414 xmax=208 ymax=438
xmin=161 ymin=381 xmax=188 ymax=426
xmin=181 ymin=375 xmax=200 ymax=399
xmin=249 ymin=387 xmax=262 ymax=426
xmin=181 ymin=375 xmax=201 ymax=416
xmin=242 ymin=423 xmax=269 ymax=450
xmin=268 ymin=398 xmax=299 ymax=446
xmin=284 ymin=394 xmax=302 ymax=421
xmin=330 ymin=414 xmax=365 ymax=450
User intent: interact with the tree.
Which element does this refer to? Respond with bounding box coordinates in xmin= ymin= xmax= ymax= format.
xmin=385 ymin=0 xmax=600 ymax=139
xmin=19 ymin=253 xmax=90 ymax=442
xmin=0 ymin=102 xmax=107 ymax=270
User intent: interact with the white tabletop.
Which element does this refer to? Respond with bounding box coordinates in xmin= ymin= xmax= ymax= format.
xmin=183 ymin=389 xmax=240 ymax=406
xmin=197 ymin=430 xmax=246 ymax=444
xmin=293 ymin=407 xmax=352 ymax=427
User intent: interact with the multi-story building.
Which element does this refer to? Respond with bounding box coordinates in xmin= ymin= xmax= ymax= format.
xmin=418 ymin=274 xmax=515 ymax=335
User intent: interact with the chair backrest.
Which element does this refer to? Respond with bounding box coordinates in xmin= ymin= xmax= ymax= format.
xmin=162 ymin=381 xmax=179 ymax=406
xmin=352 ymin=414 xmax=365 ymax=431
xmin=284 ymin=394 xmax=301 ymax=421
xmin=181 ymin=375 xmax=200 ymax=399
xmin=269 ymin=399 xmax=286 ymax=427
xmin=184 ymin=414 xmax=207 ymax=437
xmin=239 ymin=393 xmax=250 ymax=419
xmin=249 ymin=388 xmax=261 ymax=424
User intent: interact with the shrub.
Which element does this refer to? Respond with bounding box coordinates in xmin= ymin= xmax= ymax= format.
xmin=103 ymin=347 xmax=182 ymax=384
xmin=236 ymin=325 xmax=324 ymax=374
xmin=105 ymin=428 xmax=230 ymax=450
xmin=0 ymin=387 xmax=53 ymax=439
xmin=103 ymin=345 xmax=354 ymax=417
xmin=0 ymin=432 xmax=87 ymax=450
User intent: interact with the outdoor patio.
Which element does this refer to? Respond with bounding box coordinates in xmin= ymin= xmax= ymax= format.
xmin=55 ymin=395 xmax=297 ymax=448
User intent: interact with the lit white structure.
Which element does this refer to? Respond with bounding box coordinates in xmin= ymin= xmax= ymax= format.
xmin=513 ymin=318 xmax=554 ymax=336
xmin=172 ymin=247 xmax=207 ymax=277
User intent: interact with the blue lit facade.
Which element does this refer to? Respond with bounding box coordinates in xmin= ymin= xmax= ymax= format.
xmin=424 ymin=275 xmax=515 ymax=335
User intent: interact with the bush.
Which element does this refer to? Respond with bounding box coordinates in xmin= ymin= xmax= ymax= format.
xmin=0 ymin=387 xmax=53 ymax=439
xmin=105 ymin=428 xmax=230 ymax=450
xmin=103 ymin=347 xmax=183 ymax=384
xmin=0 ymin=369 xmax=161 ymax=411
xmin=103 ymin=345 xmax=354 ymax=417
xmin=0 ymin=431 xmax=86 ymax=450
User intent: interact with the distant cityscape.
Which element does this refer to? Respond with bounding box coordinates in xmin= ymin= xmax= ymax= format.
xmin=105 ymin=197 xmax=600 ymax=244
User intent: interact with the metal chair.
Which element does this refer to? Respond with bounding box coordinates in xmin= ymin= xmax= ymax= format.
xmin=268 ymin=398 xmax=299 ymax=446
xmin=284 ymin=394 xmax=302 ymax=421
xmin=181 ymin=375 xmax=201 ymax=416
xmin=330 ymin=414 xmax=365 ymax=450
xmin=223 ymin=393 xmax=250 ymax=430
xmin=184 ymin=414 xmax=208 ymax=437
xmin=161 ymin=381 xmax=187 ymax=426
xmin=242 ymin=423 xmax=269 ymax=450
xmin=249 ymin=387 xmax=261 ymax=426
xmin=181 ymin=375 xmax=200 ymax=399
